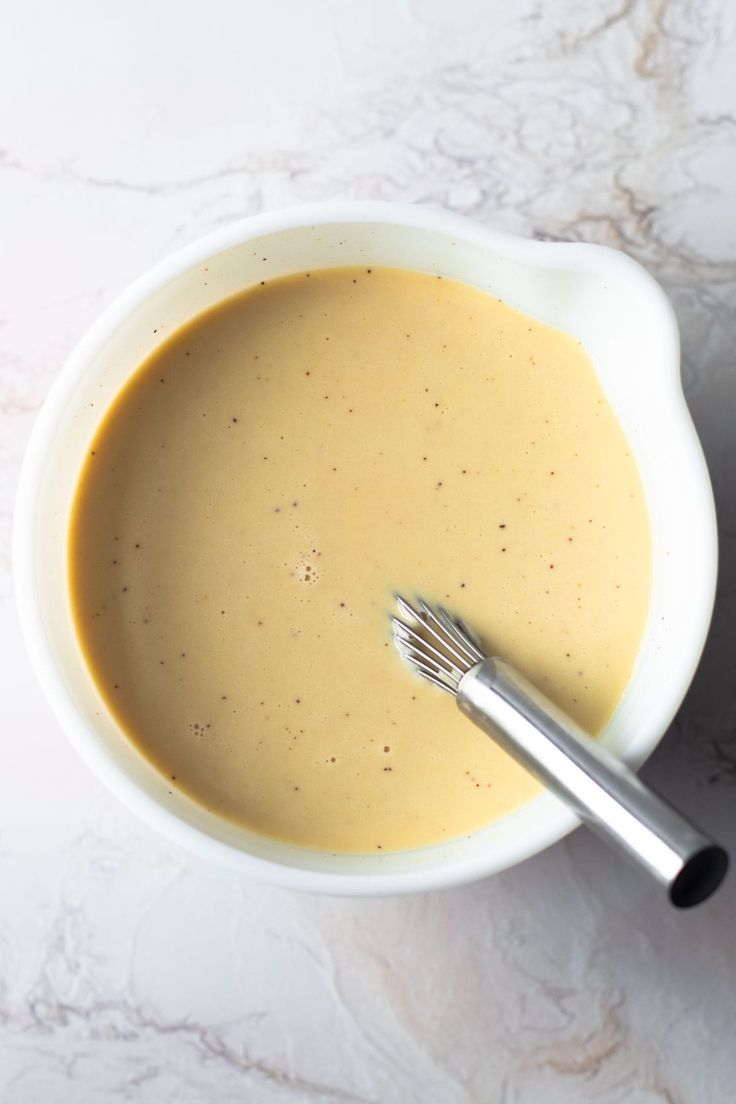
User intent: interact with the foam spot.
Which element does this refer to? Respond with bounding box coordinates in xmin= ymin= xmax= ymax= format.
xmin=293 ymin=553 xmax=320 ymax=585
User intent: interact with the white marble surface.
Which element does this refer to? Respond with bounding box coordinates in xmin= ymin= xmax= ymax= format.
xmin=2 ymin=1 xmax=736 ymax=1100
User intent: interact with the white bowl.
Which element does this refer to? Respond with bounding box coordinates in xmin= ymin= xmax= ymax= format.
xmin=13 ymin=202 xmax=717 ymax=895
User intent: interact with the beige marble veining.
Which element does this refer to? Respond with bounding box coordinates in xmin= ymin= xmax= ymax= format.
xmin=1 ymin=0 xmax=736 ymax=1100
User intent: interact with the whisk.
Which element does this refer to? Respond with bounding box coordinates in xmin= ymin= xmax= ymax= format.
xmin=392 ymin=596 xmax=728 ymax=908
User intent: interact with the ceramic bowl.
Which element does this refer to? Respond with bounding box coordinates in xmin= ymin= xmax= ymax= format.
xmin=13 ymin=202 xmax=717 ymax=894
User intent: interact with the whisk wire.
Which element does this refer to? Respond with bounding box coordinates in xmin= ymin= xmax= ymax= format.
xmin=435 ymin=605 xmax=485 ymax=664
xmin=392 ymin=595 xmax=486 ymax=694
xmin=392 ymin=618 xmax=465 ymax=678
xmin=414 ymin=598 xmax=475 ymax=669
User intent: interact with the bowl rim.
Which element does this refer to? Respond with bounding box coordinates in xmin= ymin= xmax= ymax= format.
xmin=12 ymin=200 xmax=718 ymax=895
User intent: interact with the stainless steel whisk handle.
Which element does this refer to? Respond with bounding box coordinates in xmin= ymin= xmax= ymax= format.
xmin=458 ymin=658 xmax=728 ymax=908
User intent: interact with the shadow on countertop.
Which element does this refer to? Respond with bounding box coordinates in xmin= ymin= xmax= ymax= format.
xmin=638 ymin=279 xmax=736 ymax=856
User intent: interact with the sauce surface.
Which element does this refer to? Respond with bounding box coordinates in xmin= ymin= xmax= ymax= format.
xmin=69 ymin=266 xmax=651 ymax=852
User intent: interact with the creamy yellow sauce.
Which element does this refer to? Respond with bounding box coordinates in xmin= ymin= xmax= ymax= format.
xmin=69 ymin=266 xmax=651 ymax=852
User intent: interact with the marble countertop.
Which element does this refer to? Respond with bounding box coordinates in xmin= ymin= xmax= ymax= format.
xmin=2 ymin=1 xmax=736 ymax=1100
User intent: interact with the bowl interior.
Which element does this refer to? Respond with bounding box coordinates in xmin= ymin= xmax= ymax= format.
xmin=18 ymin=209 xmax=716 ymax=892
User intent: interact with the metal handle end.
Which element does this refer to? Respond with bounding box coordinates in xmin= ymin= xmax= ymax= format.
xmin=669 ymin=846 xmax=729 ymax=909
